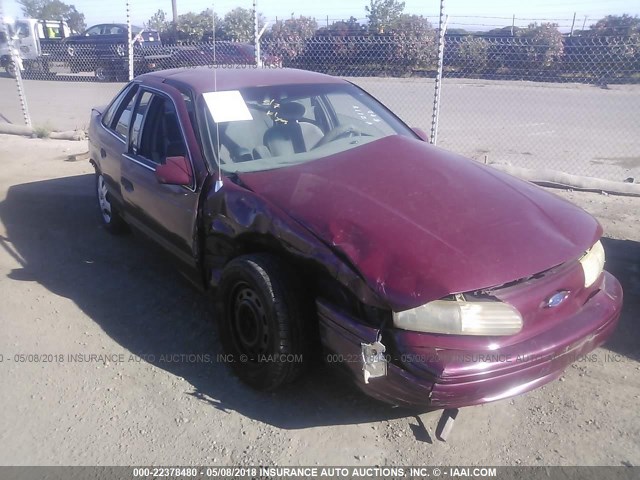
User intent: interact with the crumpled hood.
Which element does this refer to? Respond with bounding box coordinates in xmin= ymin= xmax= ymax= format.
xmin=239 ymin=135 xmax=601 ymax=311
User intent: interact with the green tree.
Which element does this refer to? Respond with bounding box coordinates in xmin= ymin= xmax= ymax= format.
xmin=391 ymin=15 xmax=436 ymax=71
xmin=17 ymin=0 xmax=86 ymax=32
xmin=589 ymin=14 xmax=640 ymax=38
xmin=263 ymin=16 xmax=318 ymax=62
xmin=486 ymin=26 xmax=522 ymax=37
xmin=177 ymin=9 xmax=222 ymax=42
xmin=585 ymin=15 xmax=640 ymax=80
xmin=447 ymin=28 xmax=471 ymax=36
xmin=221 ymin=7 xmax=265 ymax=43
xmin=317 ymin=17 xmax=366 ymax=36
xmin=455 ymin=37 xmax=490 ymax=73
xmin=365 ymin=0 xmax=405 ymax=34
xmin=517 ymin=23 xmax=564 ymax=69
xmin=146 ymin=9 xmax=170 ymax=33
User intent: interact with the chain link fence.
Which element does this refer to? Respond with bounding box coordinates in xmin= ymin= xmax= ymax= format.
xmin=435 ymin=35 xmax=640 ymax=182
xmin=1 ymin=22 xmax=639 ymax=183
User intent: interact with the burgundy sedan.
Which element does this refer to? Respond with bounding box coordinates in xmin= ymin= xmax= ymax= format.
xmin=88 ymin=67 xmax=622 ymax=408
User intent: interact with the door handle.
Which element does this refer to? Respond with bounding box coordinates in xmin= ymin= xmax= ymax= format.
xmin=121 ymin=177 xmax=134 ymax=192
xmin=100 ymin=148 xmax=106 ymax=158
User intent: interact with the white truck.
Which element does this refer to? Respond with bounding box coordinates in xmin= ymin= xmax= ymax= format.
xmin=1 ymin=18 xmax=72 ymax=77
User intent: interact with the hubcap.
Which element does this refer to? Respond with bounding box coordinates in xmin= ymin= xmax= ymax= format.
xmin=97 ymin=175 xmax=112 ymax=223
xmin=231 ymin=285 xmax=269 ymax=358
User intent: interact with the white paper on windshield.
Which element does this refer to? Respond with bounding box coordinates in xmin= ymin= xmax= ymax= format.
xmin=203 ymin=90 xmax=253 ymax=123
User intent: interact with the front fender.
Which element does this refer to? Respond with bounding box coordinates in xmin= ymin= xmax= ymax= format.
xmin=203 ymin=180 xmax=387 ymax=310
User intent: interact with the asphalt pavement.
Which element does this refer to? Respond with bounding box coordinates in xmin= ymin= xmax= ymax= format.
xmin=1 ymin=74 xmax=638 ymax=181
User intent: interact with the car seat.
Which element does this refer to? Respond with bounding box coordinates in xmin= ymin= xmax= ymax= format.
xmin=263 ymin=102 xmax=324 ymax=156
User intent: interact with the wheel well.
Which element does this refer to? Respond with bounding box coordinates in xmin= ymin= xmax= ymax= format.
xmin=212 ymin=235 xmax=386 ymax=327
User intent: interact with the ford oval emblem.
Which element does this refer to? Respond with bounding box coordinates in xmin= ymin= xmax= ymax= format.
xmin=546 ymin=291 xmax=569 ymax=308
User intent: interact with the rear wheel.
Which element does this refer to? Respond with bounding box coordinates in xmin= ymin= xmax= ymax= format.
xmin=95 ymin=64 xmax=113 ymax=82
xmin=5 ymin=60 xmax=16 ymax=78
xmin=96 ymin=172 xmax=126 ymax=234
xmin=216 ymin=254 xmax=311 ymax=391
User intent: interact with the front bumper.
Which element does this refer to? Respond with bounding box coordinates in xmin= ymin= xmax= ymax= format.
xmin=318 ymin=271 xmax=622 ymax=408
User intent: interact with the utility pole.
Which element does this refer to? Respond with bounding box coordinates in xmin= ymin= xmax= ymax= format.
xmin=570 ymin=12 xmax=576 ymax=36
xmin=172 ymin=0 xmax=178 ymax=26
xmin=511 ymin=14 xmax=515 ymax=36
xmin=582 ymin=15 xmax=588 ymax=32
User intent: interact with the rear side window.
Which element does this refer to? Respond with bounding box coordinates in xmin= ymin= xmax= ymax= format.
xmin=85 ymin=25 xmax=102 ymax=36
xmin=114 ymin=93 xmax=138 ymax=138
xmin=102 ymin=83 xmax=138 ymax=131
xmin=130 ymin=91 xmax=153 ymax=151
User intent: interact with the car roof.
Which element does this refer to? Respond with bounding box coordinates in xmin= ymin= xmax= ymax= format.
xmin=139 ymin=67 xmax=347 ymax=94
xmin=86 ymin=23 xmax=143 ymax=30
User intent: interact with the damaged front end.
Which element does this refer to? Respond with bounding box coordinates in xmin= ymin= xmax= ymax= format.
xmin=317 ymin=249 xmax=622 ymax=409
xmin=317 ymin=299 xmax=434 ymax=407
xmin=205 ymin=137 xmax=622 ymax=408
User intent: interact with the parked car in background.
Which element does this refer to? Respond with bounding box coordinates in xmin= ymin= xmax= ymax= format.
xmin=168 ymin=41 xmax=282 ymax=69
xmin=63 ymin=23 xmax=164 ymax=81
xmin=88 ymin=67 xmax=622 ymax=408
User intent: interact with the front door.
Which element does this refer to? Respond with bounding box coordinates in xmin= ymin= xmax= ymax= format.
xmin=120 ymin=88 xmax=201 ymax=271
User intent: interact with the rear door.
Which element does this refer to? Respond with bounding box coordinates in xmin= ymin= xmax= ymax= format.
xmin=93 ymin=83 xmax=139 ymax=207
xmin=120 ymin=87 xmax=201 ymax=270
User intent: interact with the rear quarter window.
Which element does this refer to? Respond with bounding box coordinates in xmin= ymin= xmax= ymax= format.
xmin=101 ymin=83 xmax=139 ymax=137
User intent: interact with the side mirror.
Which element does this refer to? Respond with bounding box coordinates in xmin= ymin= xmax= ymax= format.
xmin=412 ymin=127 xmax=429 ymax=142
xmin=155 ymin=156 xmax=193 ymax=186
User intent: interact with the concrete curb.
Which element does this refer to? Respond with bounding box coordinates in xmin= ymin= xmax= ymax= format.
xmin=490 ymin=163 xmax=640 ymax=197
xmin=0 ymin=123 xmax=86 ymax=141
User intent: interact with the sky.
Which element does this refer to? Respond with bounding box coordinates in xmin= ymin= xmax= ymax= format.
xmin=2 ymin=0 xmax=639 ymax=32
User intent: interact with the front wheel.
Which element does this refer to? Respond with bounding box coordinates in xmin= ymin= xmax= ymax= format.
xmin=216 ymin=254 xmax=311 ymax=391
xmin=96 ymin=172 xmax=126 ymax=234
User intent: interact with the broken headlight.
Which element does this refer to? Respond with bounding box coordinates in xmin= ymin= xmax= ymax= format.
xmin=579 ymin=240 xmax=605 ymax=288
xmin=393 ymin=296 xmax=522 ymax=336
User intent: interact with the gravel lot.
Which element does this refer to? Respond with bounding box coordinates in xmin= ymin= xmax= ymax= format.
xmin=0 ymin=74 xmax=639 ymax=182
xmin=0 ymin=134 xmax=638 ymax=466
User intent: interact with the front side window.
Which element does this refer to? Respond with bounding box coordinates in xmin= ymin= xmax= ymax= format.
xmin=15 ymin=22 xmax=29 ymax=38
xmin=201 ymin=83 xmax=415 ymax=173
xmin=137 ymin=95 xmax=187 ymax=165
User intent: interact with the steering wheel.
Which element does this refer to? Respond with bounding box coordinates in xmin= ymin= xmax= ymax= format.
xmin=313 ymin=124 xmax=362 ymax=149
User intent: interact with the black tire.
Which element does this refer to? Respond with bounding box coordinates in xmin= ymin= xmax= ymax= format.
xmin=95 ymin=64 xmax=114 ymax=82
xmin=95 ymin=171 xmax=127 ymax=234
xmin=216 ymin=254 xmax=311 ymax=391
xmin=5 ymin=61 xmax=16 ymax=78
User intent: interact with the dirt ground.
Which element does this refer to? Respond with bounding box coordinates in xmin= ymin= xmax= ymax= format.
xmin=0 ymin=134 xmax=638 ymax=466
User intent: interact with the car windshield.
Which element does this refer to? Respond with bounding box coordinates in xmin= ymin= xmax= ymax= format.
xmin=200 ymin=83 xmax=415 ymax=173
